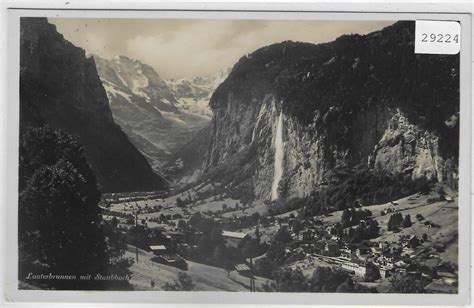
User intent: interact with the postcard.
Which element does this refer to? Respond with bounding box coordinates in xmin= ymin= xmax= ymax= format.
xmin=3 ymin=6 xmax=471 ymax=306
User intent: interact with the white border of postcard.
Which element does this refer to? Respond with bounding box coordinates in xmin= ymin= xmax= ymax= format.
xmin=3 ymin=4 xmax=472 ymax=306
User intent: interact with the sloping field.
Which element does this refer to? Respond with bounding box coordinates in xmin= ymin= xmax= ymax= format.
xmin=124 ymin=246 xmax=270 ymax=291
xmin=318 ymin=192 xmax=435 ymax=225
xmin=189 ymin=197 xmax=240 ymax=213
xmin=374 ymin=200 xmax=458 ymax=266
xmin=221 ymin=200 xmax=269 ymax=218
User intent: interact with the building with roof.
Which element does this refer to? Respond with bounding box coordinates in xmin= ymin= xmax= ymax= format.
xmin=302 ymin=229 xmax=314 ymax=242
xmin=235 ymin=263 xmax=251 ymax=272
xmin=438 ymin=271 xmax=457 ymax=286
xmin=356 ymin=247 xmax=371 ymax=260
xmin=444 ymin=196 xmax=454 ymax=202
xmin=324 ymin=241 xmax=340 ymax=257
xmin=407 ymin=235 xmax=420 ymax=248
xmin=379 ymin=265 xmax=394 ymax=278
xmin=340 ymin=261 xmax=367 ymax=277
xmin=222 ymin=230 xmax=250 ymax=247
xmin=149 ymin=245 xmax=167 ymax=255
xmin=425 ymin=280 xmax=457 ymax=293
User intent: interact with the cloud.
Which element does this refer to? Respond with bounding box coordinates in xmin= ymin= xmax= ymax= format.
xmin=49 ymin=18 xmax=394 ymax=79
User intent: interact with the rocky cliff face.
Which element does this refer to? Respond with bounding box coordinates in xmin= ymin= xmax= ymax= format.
xmin=20 ymin=17 xmax=168 ymax=192
xmin=95 ymin=55 xmax=178 ymax=114
xmin=204 ymin=21 xmax=459 ymax=201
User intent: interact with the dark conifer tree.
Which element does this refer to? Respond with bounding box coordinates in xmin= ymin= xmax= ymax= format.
xmin=18 ymin=126 xmax=114 ymax=289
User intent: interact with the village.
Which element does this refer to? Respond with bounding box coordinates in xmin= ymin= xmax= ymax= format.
xmin=100 ymin=182 xmax=458 ymax=293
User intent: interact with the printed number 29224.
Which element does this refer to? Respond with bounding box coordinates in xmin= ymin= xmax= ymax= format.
xmin=421 ymin=33 xmax=459 ymax=43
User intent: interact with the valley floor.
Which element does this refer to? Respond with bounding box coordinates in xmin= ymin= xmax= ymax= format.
xmin=102 ymin=182 xmax=458 ymax=293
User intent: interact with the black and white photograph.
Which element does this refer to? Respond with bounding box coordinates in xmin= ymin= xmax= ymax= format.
xmin=14 ymin=14 xmax=464 ymax=296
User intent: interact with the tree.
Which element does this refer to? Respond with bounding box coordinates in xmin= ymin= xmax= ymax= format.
xmin=365 ymin=262 xmax=381 ymax=282
xmin=176 ymin=197 xmax=184 ymax=207
xmin=265 ymin=267 xmax=309 ymax=292
xmin=418 ymin=176 xmax=432 ymax=195
xmin=177 ymin=219 xmax=187 ymax=230
xmin=110 ymin=216 xmax=119 ymax=227
xmin=254 ymin=257 xmax=276 ymax=279
xmin=274 ymin=228 xmax=292 ymax=243
xmin=389 ymin=273 xmax=426 ymax=293
xmin=18 ymin=126 xmax=111 ymax=289
xmin=174 ymin=256 xmax=188 ymax=271
xmin=260 ymin=216 xmax=270 ymax=227
xmin=162 ymin=272 xmax=195 ymax=291
xmin=408 ymin=235 xmax=420 ymax=248
xmin=211 ymin=246 xmax=225 ymax=267
xmin=310 ymin=266 xmax=351 ymax=292
xmin=251 ymin=212 xmax=261 ymax=224
xmin=331 ymin=222 xmax=344 ymax=238
xmin=126 ymin=225 xmax=150 ymax=249
xmin=436 ymin=186 xmax=446 ymax=199
xmin=210 ymin=226 xmax=224 ymax=245
xmin=292 ymin=219 xmax=304 ymax=236
xmin=197 ymin=235 xmax=213 ymax=259
xmin=401 ymin=215 xmax=412 ymax=228
xmin=266 ymin=241 xmax=289 ymax=266
xmin=264 ymin=266 xmax=353 ymax=293
xmin=195 ymin=217 xmax=219 ymax=236
xmin=188 ymin=212 xmax=203 ymax=226
xmin=159 ymin=213 xmax=166 ymax=223
xmin=240 ymin=238 xmax=263 ymax=259
xmin=341 ymin=209 xmax=351 ymax=227
xmin=255 ymin=224 xmax=261 ymax=241
xmin=224 ymin=260 xmax=234 ymax=277
xmin=366 ymin=220 xmax=380 ymax=238
xmin=387 ymin=213 xmax=403 ymax=231
xmin=102 ymin=219 xmax=127 ymax=261
xmin=336 ymin=278 xmax=355 ymax=292
xmin=126 ymin=216 xmax=134 ymax=225
xmin=416 ymin=214 xmax=425 ymax=221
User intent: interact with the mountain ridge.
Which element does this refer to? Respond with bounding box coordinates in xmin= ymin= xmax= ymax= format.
xmin=94 ymin=55 xmax=229 ymax=180
xmin=203 ymin=21 xmax=459 ymax=202
xmin=20 ymin=17 xmax=168 ymax=192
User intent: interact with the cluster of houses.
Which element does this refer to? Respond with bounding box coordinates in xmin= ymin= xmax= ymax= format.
xmin=268 ymin=216 xmax=457 ymax=292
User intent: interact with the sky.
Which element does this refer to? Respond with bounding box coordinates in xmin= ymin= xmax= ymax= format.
xmin=49 ymin=18 xmax=394 ymax=79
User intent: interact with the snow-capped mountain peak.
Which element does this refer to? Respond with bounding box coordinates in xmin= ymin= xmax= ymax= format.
xmin=165 ymin=67 xmax=231 ymax=118
xmin=93 ymin=54 xmax=229 ymax=179
xmin=94 ymin=54 xmax=178 ymax=113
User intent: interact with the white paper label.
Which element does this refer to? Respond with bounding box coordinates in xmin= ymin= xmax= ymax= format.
xmin=415 ymin=20 xmax=460 ymax=55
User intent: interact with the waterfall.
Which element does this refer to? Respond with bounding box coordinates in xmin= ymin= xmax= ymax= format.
xmin=271 ymin=112 xmax=284 ymax=201
xmin=251 ymin=103 xmax=267 ymax=144
xmin=251 ymin=124 xmax=258 ymax=143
